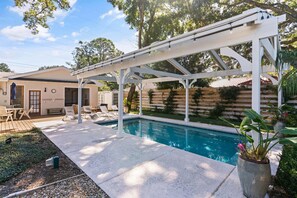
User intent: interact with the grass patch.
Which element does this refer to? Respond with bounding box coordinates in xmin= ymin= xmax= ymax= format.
xmin=0 ymin=128 xmax=57 ymax=183
xmin=132 ymin=110 xmax=241 ymax=127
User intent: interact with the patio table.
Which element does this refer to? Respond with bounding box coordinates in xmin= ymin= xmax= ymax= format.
xmin=7 ymin=107 xmax=24 ymax=120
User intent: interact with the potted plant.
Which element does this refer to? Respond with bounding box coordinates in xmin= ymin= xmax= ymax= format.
xmin=222 ymin=109 xmax=297 ymax=198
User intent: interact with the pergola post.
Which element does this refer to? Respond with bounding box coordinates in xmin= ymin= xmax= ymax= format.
xmin=185 ymin=79 xmax=189 ymax=122
xmin=78 ymin=78 xmax=83 ymax=124
xmin=139 ymin=83 xmax=143 ymax=116
xmin=251 ymin=39 xmax=262 ymax=145
xmin=179 ymin=79 xmax=189 ymax=122
xmin=118 ymin=69 xmax=124 ymax=135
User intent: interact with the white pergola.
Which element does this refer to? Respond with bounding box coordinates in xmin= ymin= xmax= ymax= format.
xmin=73 ymin=8 xmax=285 ymax=144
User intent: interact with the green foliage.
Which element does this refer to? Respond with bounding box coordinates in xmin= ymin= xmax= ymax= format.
xmin=14 ymin=0 xmax=71 ymax=34
xmin=38 ymin=65 xmax=63 ymax=71
xmin=268 ymin=104 xmax=296 ymax=125
xmin=286 ymin=107 xmax=297 ymax=127
xmin=192 ymin=88 xmax=203 ymax=116
xmin=221 ymin=109 xmax=297 ymax=162
xmin=98 ymin=81 xmax=118 ymax=91
xmin=276 ymin=144 xmax=297 ymax=197
xmin=0 ymin=63 xmax=11 ymax=72
xmin=163 ymin=89 xmax=177 ymax=114
xmin=123 ymin=98 xmax=130 ymax=107
xmin=133 ymin=91 xmax=139 ymax=100
xmin=209 ymin=103 xmax=225 ymax=118
xmin=219 ymin=86 xmax=241 ymax=103
xmin=0 ymin=128 xmax=57 ymax=182
xmin=71 ymin=38 xmax=123 ymax=70
xmin=278 ymin=49 xmax=297 ymax=98
xmin=148 ymin=89 xmax=154 ymax=104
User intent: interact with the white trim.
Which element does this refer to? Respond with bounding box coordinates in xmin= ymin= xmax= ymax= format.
xmin=8 ymin=67 xmax=71 ymax=79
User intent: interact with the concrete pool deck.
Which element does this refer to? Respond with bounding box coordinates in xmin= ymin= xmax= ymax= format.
xmin=34 ymin=117 xmax=281 ymax=198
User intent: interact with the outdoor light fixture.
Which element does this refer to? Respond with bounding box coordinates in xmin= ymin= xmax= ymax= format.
xmin=44 ymin=88 xmax=47 ymax=92
xmin=168 ymin=41 xmax=171 ymax=50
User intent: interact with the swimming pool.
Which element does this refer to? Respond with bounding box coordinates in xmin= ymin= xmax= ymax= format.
xmin=99 ymin=118 xmax=239 ymax=165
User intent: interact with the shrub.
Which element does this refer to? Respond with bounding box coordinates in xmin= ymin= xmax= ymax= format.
xmin=276 ymin=144 xmax=297 ymax=197
xmin=148 ymin=89 xmax=154 ymax=104
xmin=209 ymin=103 xmax=225 ymax=118
xmin=163 ymin=89 xmax=177 ymax=114
xmin=219 ymin=86 xmax=241 ymax=103
xmin=192 ymin=88 xmax=203 ymax=116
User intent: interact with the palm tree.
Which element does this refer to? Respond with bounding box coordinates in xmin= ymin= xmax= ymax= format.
xmin=277 ymin=50 xmax=297 ymax=99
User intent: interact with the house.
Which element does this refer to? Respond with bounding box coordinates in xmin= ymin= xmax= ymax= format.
xmin=0 ymin=67 xmax=99 ymax=116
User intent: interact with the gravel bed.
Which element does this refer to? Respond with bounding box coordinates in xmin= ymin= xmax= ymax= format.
xmin=17 ymin=175 xmax=109 ymax=198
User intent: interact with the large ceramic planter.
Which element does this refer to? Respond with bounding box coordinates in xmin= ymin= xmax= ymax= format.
xmin=237 ymin=156 xmax=271 ymax=198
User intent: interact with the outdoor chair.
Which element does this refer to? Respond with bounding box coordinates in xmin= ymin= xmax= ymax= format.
xmin=99 ymin=106 xmax=115 ymax=118
xmin=0 ymin=106 xmax=13 ymax=122
xmin=63 ymin=106 xmax=76 ymax=121
xmin=83 ymin=106 xmax=92 ymax=114
xmin=18 ymin=106 xmax=33 ymax=120
xmin=111 ymin=105 xmax=118 ymax=115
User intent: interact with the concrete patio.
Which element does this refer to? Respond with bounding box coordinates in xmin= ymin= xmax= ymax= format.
xmin=35 ymin=119 xmax=248 ymax=198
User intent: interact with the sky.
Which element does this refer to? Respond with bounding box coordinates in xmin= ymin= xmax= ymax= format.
xmin=0 ymin=0 xmax=138 ymax=73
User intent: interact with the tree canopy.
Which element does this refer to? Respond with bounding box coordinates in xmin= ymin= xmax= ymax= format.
xmin=0 ymin=63 xmax=12 ymax=72
xmin=38 ymin=65 xmax=63 ymax=70
xmin=70 ymin=38 xmax=123 ymax=71
xmin=13 ymin=0 xmax=70 ymax=34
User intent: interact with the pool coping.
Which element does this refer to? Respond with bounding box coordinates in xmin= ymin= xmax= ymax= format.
xmin=95 ymin=114 xmax=238 ymax=135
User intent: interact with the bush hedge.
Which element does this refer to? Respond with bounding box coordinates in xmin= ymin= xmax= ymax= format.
xmin=276 ymin=144 xmax=297 ymax=197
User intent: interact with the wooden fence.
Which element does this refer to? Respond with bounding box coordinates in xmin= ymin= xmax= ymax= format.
xmin=124 ymin=86 xmax=297 ymax=120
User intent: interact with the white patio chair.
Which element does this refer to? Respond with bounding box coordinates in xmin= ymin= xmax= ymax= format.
xmin=83 ymin=106 xmax=92 ymax=114
xmin=63 ymin=106 xmax=77 ymax=121
xmin=18 ymin=106 xmax=33 ymax=120
xmin=111 ymin=105 xmax=118 ymax=115
xmin=0 ymin=106 xmax=13 ymax=122
xmin=99 ymin=106 xmax=115 ymax=118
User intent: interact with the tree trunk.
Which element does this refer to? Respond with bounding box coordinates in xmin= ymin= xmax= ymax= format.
xmin=127 ymin=83 xmax=136 ymax=112
xmin=126 ymin=0 xmax=145 ymax=113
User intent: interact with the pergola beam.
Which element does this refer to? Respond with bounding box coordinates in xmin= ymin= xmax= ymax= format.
xmin=220 ymin=47 xmax=252 ymax=71
xmin=209 ymin=50 xmax=228 ymax=70
xmin=130 ymin=67 xmax=185 ymax=79
xmin=142 ymin=65 xmax=275 ymax=83
xmin=261 ymin=38 xmax=277 ymax=65
xmin=167 ymin=59 xmax=191 ymax=75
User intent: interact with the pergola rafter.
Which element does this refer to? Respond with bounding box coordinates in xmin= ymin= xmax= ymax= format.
xmin=73 ymin=8 xmax=285 ymax=144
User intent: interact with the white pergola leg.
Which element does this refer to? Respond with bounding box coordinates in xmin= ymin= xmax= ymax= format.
xmin=118 ymin=69 xmax=124 ymax=135
xmin=185 ymin=79 xmax=189 ymax=122
xmin=278 ymin=65 xmax=283 ymax=107
xmin=139 ymin=83 xmax=143 ymax=116
xmin=179 ymin=79 xmax=189 ymax=122
xmin=78 ymin=78 xmax=83 ymax=124
xmin=252 ymin=39 xmax=262 ymax=145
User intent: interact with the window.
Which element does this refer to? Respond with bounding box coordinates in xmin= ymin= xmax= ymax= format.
xmin=65 ymin=88 xmax=89 ymax=106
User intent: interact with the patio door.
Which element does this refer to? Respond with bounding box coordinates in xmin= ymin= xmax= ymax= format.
xmin=29 ymin=90 xmax=41 ymax=115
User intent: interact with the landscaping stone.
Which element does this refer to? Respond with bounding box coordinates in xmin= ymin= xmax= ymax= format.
xmin=18 ymin=175 xmax=108 ymax=198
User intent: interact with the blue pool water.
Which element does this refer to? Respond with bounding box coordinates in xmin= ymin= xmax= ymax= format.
xmin=100 ymin=118 xmax=239 ymax=165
